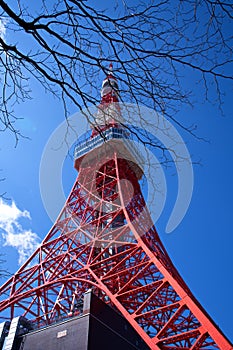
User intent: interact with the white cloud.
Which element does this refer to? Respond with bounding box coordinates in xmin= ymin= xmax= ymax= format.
xmin=0 ymin=199 xmax=40 ymax=265
xmin=0 ymin=18 xmax=6 ymax=40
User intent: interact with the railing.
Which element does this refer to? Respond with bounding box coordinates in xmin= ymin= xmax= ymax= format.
xmin=30 ymin=308 xmax=83 ymax=332
xmin=74 ymin=127 xmax=131 ymax=159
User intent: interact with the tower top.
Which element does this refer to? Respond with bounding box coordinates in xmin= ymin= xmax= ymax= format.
xmin=92 ymin=63 xmax=122 ymax=131
xmin=108 ymin=62 xmax=113 ymax=75
xmin=101 ymin=63 xmax=119 ymax=100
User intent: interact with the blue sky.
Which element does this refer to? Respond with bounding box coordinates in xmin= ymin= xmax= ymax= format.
xmin=0 ymin=1 xmax=232 ymax=343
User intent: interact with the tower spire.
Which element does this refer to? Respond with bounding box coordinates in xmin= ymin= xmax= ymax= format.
xmin=92 ymin=63 xmax=122 ymax=135
xmin=108 ymin=62 xmax=113 ymax=74
xmin=100 ymin=62 xmax=119 ymax=104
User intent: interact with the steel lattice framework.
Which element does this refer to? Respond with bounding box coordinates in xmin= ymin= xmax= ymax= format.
xmin=0 ymin=66 xmax=232 ymax=350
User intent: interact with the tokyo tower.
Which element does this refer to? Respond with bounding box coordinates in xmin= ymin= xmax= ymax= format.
xmin=0 ymin=64 xmax=232 ymax=350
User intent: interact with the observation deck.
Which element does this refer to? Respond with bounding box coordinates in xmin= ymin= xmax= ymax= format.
xmin=74 ymin=126 xmax=144 ymax=179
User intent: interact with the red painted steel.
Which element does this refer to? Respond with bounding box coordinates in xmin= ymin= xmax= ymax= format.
xmin=0 ymin=66 xmax=232 ymax=350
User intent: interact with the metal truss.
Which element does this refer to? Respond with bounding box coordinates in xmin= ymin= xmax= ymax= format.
xmin=0 ymin=147 xmax=231 ymax=349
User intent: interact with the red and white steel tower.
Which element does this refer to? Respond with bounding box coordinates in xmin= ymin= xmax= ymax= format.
xmin=0 ymin=65 xmax=232 ymax=349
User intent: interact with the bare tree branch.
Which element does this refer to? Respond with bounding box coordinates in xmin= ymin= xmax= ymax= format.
xmin=0 ymin=0 xmax=232 ymax=143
